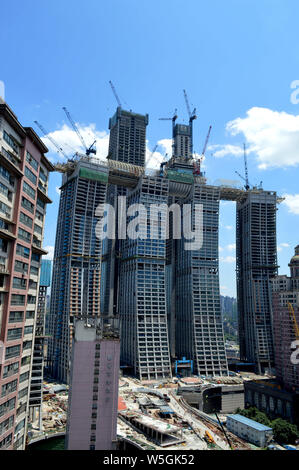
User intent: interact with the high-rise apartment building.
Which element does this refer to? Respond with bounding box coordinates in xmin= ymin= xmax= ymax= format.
xmin=164 ymin=150 xmax=228 ymax=377
xmin=0 ymin=99 xmax=53 ymax=450
xmin=236 ymin=190 xmax=278 ymax=372
xmin=118 ymin=175 xmax=172 ymax=380
xmin=66 ymin=317 xmax=120 ymax=450
xmin=108 ymin=107 xmax=149 ymax=166
xmin=47 ymin=159 xmax=108 ymax=383
xmin=28 ymin=259 xmax=52 ymax=429
xmin=272 ymin=246 xmax=299 ymax=391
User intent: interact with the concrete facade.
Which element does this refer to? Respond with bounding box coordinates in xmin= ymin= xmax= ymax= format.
xmin=236 ymin=190 xmax=278 ymax=372
xmin=0 ymin=100 xmax=53 ymax=450
xmin=47 ymin=159 xmax=108 ymax=383
xmin=66 ymin=318 xmax=120 ymax=450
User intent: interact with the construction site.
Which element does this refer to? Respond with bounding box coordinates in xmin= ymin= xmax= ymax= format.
xmin=27 ymin=372 xmax=277 ymax=451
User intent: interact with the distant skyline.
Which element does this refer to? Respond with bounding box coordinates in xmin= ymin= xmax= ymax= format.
xmin=1 ymin=0 xmax=299 ymax=296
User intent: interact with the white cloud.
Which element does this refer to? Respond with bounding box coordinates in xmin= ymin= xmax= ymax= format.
xmin=55 ymin=186 xmax=61 ymax=195
xmin=209 ymin=144 xmax=243 ymax=158
xmin=219 ymin=245 xmax=224 ymax=252
xmin=282 ymin=194 xmax=299 ymax=215
xmin=41 ymin=123 xmax=110 ymax=162
xmin=43 ymin=245 xmax=54 ymax=260
xmin=225 ymin=225 xmax=233 ymax=230
xmin=220 ymin=256 xmax=236 ymax=263
xmin=226 ymin=243 xmax=236 ymax=251
xmin=277 ymin=242 xmax=290 ymax=252
xmin=212 ymin=107 xmax=299 ymax=169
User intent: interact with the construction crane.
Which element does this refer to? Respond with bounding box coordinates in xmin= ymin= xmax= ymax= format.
xmin=183 ymin=89 xmax=197 ymax=157
xmin=62 ymin=107 xmax=96 ymax=157
xmin=193 ymin=125 xmax=212 ymax=175
xmin=34 ymin=121 xmax=69 ymax=160
xmin=235 ymin=143 xmax=250 ymax=190
xmin=202 ymin=125 xmax=212 ymax=157
xmin=159 ymin=108 xmax=178 ymax=157
xmin=287 ymin=302 xmax=299 ymax=341
xmin=145 ymin=143 xmax=159 ymax=169
xmin=109 ymin=80 xmax=122 ymax=108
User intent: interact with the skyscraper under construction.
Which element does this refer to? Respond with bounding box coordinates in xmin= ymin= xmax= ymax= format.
xmin=236 ymin=190 xmax=279 ymax=373
xmin=47 ymin=159 xmax=109 ymax=383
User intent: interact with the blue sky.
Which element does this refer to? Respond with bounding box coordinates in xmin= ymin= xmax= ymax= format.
xmin=1 ymin=0 xmax=299 ymax=296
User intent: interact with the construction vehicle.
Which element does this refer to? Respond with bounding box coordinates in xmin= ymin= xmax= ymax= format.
xmin=204 ymin=430 xmax=215 ymax=443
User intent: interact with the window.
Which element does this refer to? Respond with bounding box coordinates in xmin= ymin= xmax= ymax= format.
xmin=18 ymin=228 xmax=31 ymax=243
xmin=30 ymin=266 xmax=38 ymax=276
xmin=5 ymin=345 xmax=21 ymax=359
xmin=0 ymin=181 xmax=11 ymax=200
xmin=20 ymin=212 xmax=33 ymax=229
xmin=34 ymin=224 xmax=42 ymax=235
xmin=36 ymin=198 xmax=45 ymax=210
xmin=23 ymin=340 xmax=32 ymax=350
xmin=25 ymin=166 xmax=37 ymax=185
xmin=24 ymin=325 xmax=33 ymax=335
xmin=19 ymin=371 xmax=29 ymax=383
xmin=0 ymin=164 xmax=14 ymax=185
xmin=26 ymin=151 xmax=38 ymax=171
xmin=0 ymin=433 xmax=12 ymax=449
xmin=0 ymin=200 xmax=11 ymax=218
xmin=13 ymin=277 xmax=27 ymax=290
xmin=16 ymin=244 xmax=30 ymax=259
xmin=1 ymin=379 xmax=17 ymax=397
xmin=31 ymin=253 xmax=40 ymax=263
xmin=0 ymin=238 xmax=8 ymax=253
xmin=11 ymin=294 xmax=25 ymax=306
xmin=3 ymin=362 xmax=19 ymax=379
xmin=27 ymin=295 xmax=36 ymax=304
xmin=21 ymin=196 xmax=34 ymax=214
xmin=18 ymin=388 xmax=28 ymax=399
xmin=29 ymin=280 xmax=37 ymax=290
xmin=0 ymin=416 xmax=14 ymax=436
xmin=0 ymin=398 xmax=16 ymax=418
xmin=14 ymin=260 xmax=28 ymax=273
xmin=7 ymin=328 xmax=22 ymax=341
xmin=23 ymin=181 xmax=36 ymax=200
xmin=9 ymin=311 xmax=24 ymax=323
xmin=39 ymin=168 xmax=47 ymax=183
xmin=25 ymin=311 xmax=34 ymax=319
xmin=3 ymin=130 xmax=19 ymax=154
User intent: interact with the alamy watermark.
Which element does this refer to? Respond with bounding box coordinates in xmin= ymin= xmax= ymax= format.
xmin=290 ymin=80 xmax=299 ymax=104
xmin=95 ymin=196 xmax=203 ymax=251
xmin=290 ymin=340 xmax=299 ymax=365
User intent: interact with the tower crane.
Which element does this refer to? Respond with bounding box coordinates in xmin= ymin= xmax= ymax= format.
xmin=109 ymin=80 xmax=122 ymax=108
xmin=159 ymin=108 xmax=178 ymax=156
xmin=287 ymin=302 xmax=299 ymax=341
xmin=183 ymin=89 xmax=197 ymax=157
xmin=34 ymin=121 xmax=69 ymax=160
xmin=62 ymin=107 xmax=96 ymax=157
xmin=235 ymin=143 xmax=250 ymax=190
xmin=194 ymin=125 xmax=212 ymax=175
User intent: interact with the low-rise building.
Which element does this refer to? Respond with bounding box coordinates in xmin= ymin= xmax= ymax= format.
xmin=226 ymin=413 xmax=273 ymax=447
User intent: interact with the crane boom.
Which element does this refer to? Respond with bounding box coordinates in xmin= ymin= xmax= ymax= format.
xmin=287 ymin=302 xmax=299 ymax=340
xmin=183 ymin=89 xmax=192 ymax=118
xmin=109 ymin=80 xmax=122 ymax=107
xmin=202 ymin=125 xmax=212 ymax=156
xmin=62 ymin=106 xmax=87 ymax=150
xmin=34 ymin=121 xmax=68 ymax=159
xmin=243 ymin=143 xmax=250 ymax=190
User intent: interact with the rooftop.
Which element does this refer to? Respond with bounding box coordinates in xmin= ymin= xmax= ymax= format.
xmin=227 ymin=414 xmax=272 ymax=432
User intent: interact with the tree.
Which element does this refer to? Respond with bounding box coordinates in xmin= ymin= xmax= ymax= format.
xmin=271 ymin=419 xmax=299 ymax=444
